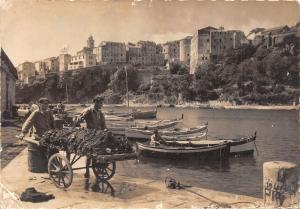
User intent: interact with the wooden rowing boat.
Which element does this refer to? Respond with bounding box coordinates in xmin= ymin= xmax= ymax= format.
xmin=132 ymin=109 xmax=157 ymax=119
xmin=107 ymin=119 xmax=181 ymax=136
xmin=136 ymin=141 xmax=230 ymax=161
xmin=125 ymin=125 xmax=208 ymax=140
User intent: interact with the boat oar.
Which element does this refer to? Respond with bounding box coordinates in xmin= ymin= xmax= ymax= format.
xmin=252 ymin=132 xmax=259 ymax=156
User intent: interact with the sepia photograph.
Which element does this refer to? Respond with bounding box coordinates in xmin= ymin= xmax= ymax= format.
xmin=0 ymin=0 xmax=299 ymax=208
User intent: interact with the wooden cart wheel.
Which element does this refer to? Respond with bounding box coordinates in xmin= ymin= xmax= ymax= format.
xmin=92 ymin=160 xmax=116 ymax=180
xmin=48 ymin=153 xmax=73 ymax=188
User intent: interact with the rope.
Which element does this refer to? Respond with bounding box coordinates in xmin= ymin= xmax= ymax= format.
xmin=164 ymin=177 xmax=259 ymax=208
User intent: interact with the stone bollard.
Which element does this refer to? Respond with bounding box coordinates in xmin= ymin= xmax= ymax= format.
xmin=263 ymin=161 xmax=299 ymax=207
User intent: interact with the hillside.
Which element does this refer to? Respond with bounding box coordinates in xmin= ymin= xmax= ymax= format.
xmin=16 ymin=35 xmax=299 ymax=105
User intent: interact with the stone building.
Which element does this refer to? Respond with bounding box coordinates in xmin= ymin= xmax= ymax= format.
xmin=44 ymin=57 xmax=59 ymax=73
xmin=179 ymin=36 xmax=192 ymax=64
xmin=163 ymin=40 xmax=180 ymax=63
xmin=190 ymin=26 xmax=246 ymax=74
xmin=59 ymin=53 xmax=71 ymax=72
xmin=126 ymin=41 xmax=164 ymax=66
xmin=94 ymin=41 xmax=126 ymax=64
xmin=17 ymin=61 xmax=36 ymax=83
xmin=260 ymin=25 xmax=300 ymax=48
xmin=87 ymin=35 xmax=95 ymax=49
xmin=34 ymin=60 xmax=46 ymax=74
xmin=69 ymin=47 xmax=96 ymax=70
xmin=1 ymin=48 xmax=18 ymax=117
xmin=126 ymin=43 xmax=142 ymax=65
xmin=137 ymin=41 xmax=157 ymax=66
xmin=154 ymin=44 xmax=165 ymax=66
xmin=69 ymin=36 xmax=97 ymax=70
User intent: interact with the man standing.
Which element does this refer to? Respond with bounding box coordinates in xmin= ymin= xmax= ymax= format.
xmin=74 ymin=95 xmax=106 ymax=178
xmin=75 ymin=96 xmax=106 ymax=130
xmin=20 ymin=97 xmax=55 ymax=173
xmin=20 ymin=97 xmax=54 ymax=139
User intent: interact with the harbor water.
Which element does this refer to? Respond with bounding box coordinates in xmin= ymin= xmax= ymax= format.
xmin=114 ymin=107 xmax=299 ymax=198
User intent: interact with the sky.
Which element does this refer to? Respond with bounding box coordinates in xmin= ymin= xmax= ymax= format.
xmin=1 ymin=0 xmax=300 ymax=66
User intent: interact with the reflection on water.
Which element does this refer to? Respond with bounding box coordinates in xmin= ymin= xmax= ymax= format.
xmin=113 ymin=108 xmax=299 ymax=198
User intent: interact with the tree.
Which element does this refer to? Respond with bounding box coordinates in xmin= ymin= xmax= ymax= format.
xmin=169 ymin=62 xmax=189 ymax=75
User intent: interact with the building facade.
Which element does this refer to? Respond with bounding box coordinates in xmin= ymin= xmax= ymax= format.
xmin=1 ymin=48 xmax=18 ymax=117
xmin=179 ymin=36 xmax=192 ymax=64
xmin=59 ymin=53 xmax=72 ymax=72
xmin=126 ymin=43 xmax=142 ymax=65
xmin=163 ymin=40 xmax=180 ymax=63
xmin=190 ymin=26 xmax=246 ymax=74
xmin=17 ymin=61 xmax=36 ymax=83
xmin=69 ymin=36 xmax=97 ymax=70
xmin=68 ymin=48 xmax=96 ymax=70
xmin=34 ymin=60 xmax=46 ymax=74
xmin=137 ymin=41 xmax=157 ymax=66
xmin=94 ymin=41 xmax=126 ymax=64
xmin=44 ymin=57 xmax=59 ymax=73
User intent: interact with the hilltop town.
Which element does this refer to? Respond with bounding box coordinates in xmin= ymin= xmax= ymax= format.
xmin=15 ymin=23 xmax=300 ymax=106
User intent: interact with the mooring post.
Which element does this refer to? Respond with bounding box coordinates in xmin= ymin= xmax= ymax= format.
xmin=263 ymin=161 xmax=299 ymax=207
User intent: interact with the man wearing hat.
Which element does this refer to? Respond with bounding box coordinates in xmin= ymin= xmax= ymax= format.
xmin=74 ymin=95 xmax=106 ymax=178
xmin=74 ymin=95 xmax=106 ymax=130
xmin=20 ymin=97 xmax=54 ymax=139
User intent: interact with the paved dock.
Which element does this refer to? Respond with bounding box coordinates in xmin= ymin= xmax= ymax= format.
xmin=1 ymin=149 xmax=298 ymax=209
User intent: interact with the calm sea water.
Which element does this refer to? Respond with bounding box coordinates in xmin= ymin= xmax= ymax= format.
xmin=111 ymin=107 xmax=299 ymax=198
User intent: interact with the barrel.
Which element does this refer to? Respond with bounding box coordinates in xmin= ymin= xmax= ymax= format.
xmin=27 ymin=143 xmax=48 ymax=173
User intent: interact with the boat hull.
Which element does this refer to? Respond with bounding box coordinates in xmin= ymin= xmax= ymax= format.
xmin=136 ymin=143 xmax=230 ymax=161
xmin=126 ymin=125 xmax=208 ymax=140
xmin=133 ymin=110 xmax=157 ymax=119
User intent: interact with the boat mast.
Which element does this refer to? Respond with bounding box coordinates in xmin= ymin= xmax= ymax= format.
xmin=125 ymin=65 xmax=129 ymax=112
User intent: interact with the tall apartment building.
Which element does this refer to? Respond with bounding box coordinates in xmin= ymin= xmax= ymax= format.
xmin=126 ymin=43 xmax=142 ymax=65
xmin=135 ymin=41 xmax=164 ymax=66
xmin=179 ymin=36 xmax=192 ymax=64
xmin=163 ymin=40 xmax=180 ymax=63
xmin=69 ymin=36 xmax=97 ymax=70
xmin=190 ymin=26 xmax=246 ymax=74
xmin=94 ymin=41 xmax=126 ymax=64
xmin=17 ymin=61 xmax=36 ymax=83
xmin=137 ymin=41 xmax=156 ymax=66
xmin=59 ymin=53 xmax=72 ymax=72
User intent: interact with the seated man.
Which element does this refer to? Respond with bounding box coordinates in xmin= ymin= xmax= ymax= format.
xmin=56 ymin=101 xmax=65 ymax=114
xmin=150 ymin=129 xmax=162 ymax=146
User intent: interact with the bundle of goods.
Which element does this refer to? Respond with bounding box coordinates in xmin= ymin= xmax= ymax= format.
xmin=39 ymin=128 xmax=133 ymax=157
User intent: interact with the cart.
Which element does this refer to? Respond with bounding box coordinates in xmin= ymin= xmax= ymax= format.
xmin=21 ymin=136 xmax=138 ymax=189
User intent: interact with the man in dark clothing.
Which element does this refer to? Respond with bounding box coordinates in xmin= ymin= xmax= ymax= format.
xmin=20 ymin=98 xmax=54 ymax=139
xmin=74 ymin=95 xmax=107 ymax=178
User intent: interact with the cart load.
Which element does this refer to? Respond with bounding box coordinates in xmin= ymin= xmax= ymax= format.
xmin=39 ymin=128 xmax=133 ymax=157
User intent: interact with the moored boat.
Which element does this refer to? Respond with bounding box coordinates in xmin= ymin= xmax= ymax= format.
xmin=125 ymin=125 xmax=208 ymax=140
xmin=136 ymin=141 xmax=230 ymax=161
xmin=132 ymin=109 xmax=157 ymax=119
xmin=107 ymin=119 xmax=181 ymax=136
xmin=217 ymin=132 xmax=257 ymax=156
